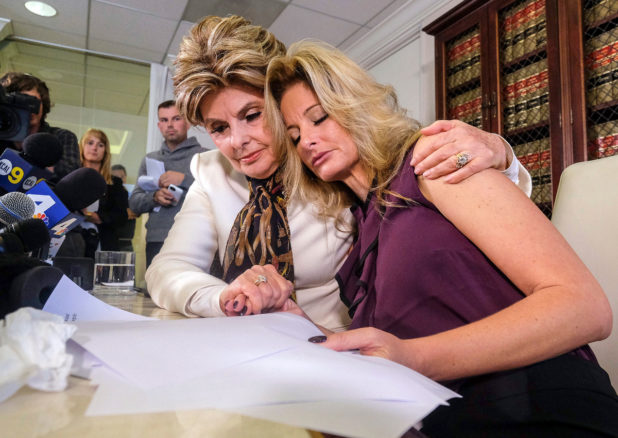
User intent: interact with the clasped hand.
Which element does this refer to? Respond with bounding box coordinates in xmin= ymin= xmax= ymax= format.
xmin=219 ymin=264 xmax=298 ymax=316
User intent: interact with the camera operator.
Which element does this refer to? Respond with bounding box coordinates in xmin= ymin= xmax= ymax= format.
xmin=0 ymin=72 xmax=80 ymax=181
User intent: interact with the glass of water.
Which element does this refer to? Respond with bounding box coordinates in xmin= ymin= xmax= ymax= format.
xmin=93 ymin=251 xmax=136 ymax=295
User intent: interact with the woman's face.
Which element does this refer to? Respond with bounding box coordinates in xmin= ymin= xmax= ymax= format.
xmin=82 ymin=135 xmax=106 ymax=164
xmin=199 ymin=85 xmax=279 ymax=179
xmin=280 ymin=81 xmax=363 ymax=188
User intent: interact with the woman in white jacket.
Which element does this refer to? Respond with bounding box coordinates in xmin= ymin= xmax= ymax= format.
xmin=145 ymin=15 xmax=530 ymax=332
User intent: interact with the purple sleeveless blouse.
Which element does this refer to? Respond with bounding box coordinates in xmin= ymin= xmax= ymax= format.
xmin=336 ymin=148 xmax=594 ymax=364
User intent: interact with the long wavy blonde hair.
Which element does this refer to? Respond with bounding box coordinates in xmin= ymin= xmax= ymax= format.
xmin=79 ymin=128 xmax=112 ymax=184
xmin=265 ymin=41 xmax=422 ymax=213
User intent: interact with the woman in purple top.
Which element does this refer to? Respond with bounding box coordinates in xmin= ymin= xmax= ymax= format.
xmin=264 ymin=41 xmax=618 ymax=436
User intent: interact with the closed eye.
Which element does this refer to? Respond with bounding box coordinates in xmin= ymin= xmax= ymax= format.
xmin=287 ymin=127 xmax=300 ymax=147
xmin=209 ymin=123 xmax=227 ymax=134
xmin=314 ymin=114 xmax=328 ymax=125
xmin=246 ymin=111 xmax=262 ymax=122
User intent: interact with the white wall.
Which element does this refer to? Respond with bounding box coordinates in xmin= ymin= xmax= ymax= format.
xmin=347 ymin=0 xmax=465 ymax=126
xmin=369 ymin=40 xmax=422 ymax=122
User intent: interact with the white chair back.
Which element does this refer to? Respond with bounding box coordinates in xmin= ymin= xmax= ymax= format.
xmin=551 ymin=155 xmax=618 ymax=388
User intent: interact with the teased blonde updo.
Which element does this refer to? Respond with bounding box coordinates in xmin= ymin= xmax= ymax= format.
xmin=174 ymin=15 xmax=286 ymax=128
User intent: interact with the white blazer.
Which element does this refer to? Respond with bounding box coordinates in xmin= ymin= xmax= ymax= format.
xmin=146 ymin=149 xmax=354 ymax=332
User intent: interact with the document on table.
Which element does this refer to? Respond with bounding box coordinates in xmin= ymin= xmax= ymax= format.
xmin=42 ymin=276 xmax=460 ymax=438
xmin=68 ymin=312 xmax=459 ymax=438
xmin=42 ymin=275 xmax=151 ymax=322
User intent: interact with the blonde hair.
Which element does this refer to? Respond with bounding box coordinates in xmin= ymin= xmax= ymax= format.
xmin=79 ymin=128 xmax=112 ymax=184
xmin=265 ymin=41 xmax=422 ymax=212
xmin=174 ymin=15 xmax=286 ymax=128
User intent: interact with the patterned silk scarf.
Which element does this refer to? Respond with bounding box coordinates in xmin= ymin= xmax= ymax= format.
xmin=221 ymin=168 xmax=295 ymax=296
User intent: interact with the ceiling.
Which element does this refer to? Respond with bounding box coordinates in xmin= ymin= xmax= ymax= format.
xmin=0 ymin=0 xmax=408 ymax=117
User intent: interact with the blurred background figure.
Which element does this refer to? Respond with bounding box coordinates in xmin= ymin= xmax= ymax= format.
xmin=111 ymin=163 xmax=138 ymax=252
xmin=78 ymin=128 xmax=128 ymax=258
xmin=129 ymin=100 xmax=205 ymax=267
xmin=0 ymin=72 xmax=80 ymax=181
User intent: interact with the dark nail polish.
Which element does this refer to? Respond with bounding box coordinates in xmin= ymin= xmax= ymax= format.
xmin=233 ymin=300 xmax=238 ymax=310
xmin=308 ymin=335 xmax=327 ymax=343
xmin=239 ymin=305 xmax=247 ymax=316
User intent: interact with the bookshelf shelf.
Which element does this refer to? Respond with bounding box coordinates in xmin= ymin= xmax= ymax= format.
xmin=501 ymin=47 xmax=548 ymax=71
xmin=504 ymin=121 xmax=550 ymax=139
xmin=425 ymin=0 xmax=618 ymax=217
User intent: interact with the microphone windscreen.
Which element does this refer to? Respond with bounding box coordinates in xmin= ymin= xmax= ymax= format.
xmin=0 ymin=232 xmax=25 ymax=254
xmin=0 ymin=192 xmax=36 ymax=226
xmin=54 ymin=167 xmax=107 ymax=211
xmin=22 ymin=133 xmax=63 ymax=168
xmin=2 ymin=218 xmax=50 ymax=252
xmin=5 ymin=265 xmax=64 ymax=317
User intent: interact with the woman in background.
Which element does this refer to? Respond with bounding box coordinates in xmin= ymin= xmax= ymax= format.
xmin=264 ymin=41 xmax=618 ymax=436
xmin=79 ymin=128 xmax=128 ymax=257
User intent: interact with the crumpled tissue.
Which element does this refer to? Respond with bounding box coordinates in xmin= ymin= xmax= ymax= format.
xmin=0 ymin=307 xmax=76 ymax=403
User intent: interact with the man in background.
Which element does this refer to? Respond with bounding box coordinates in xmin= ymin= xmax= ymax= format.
xmin=129 ymin=100 xmax=205 ymax=267
xmin=0 ymin=72 xmax=80 ymax=180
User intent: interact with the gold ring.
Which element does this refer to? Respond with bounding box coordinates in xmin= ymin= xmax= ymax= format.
xmin=455 ymin=152 xmax=471 ymax=169
xmin=254 ymin=275 xmax=267 ymax=286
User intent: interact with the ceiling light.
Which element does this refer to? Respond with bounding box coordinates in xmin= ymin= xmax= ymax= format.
xmin=24 ymin=1 xmax=57 ymax=17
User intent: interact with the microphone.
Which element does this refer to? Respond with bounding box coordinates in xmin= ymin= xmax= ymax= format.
xmin=54 ymin=167 xmax=107 ymax=212
xmin=0 ymin=191 xmax=35 ymax=226
xmin=1 ymin=218 xmax=50 ymax=253
xmin=0 ymin=263 xmax=64 ymax=319
xmin=20 ymin=133 xmax=63 ymax=168
xmin=0 ymin=232 xmax=24 ymax=254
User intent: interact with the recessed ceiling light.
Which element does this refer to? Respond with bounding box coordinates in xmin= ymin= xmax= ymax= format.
xmin=24 ymin=1 xmax=57 ymax=18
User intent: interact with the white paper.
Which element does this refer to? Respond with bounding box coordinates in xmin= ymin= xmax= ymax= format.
xmin=42 ymin=275 xmax=151 ymax=322
xmin=136 ymin=175 xmax=159 ymax=192
xmin=85 ymin=345 xmax=453 ymax=413
xmin=81 ymin=316 xmax=458 ymax=438
xmin=71 ymin=313 xmax=323 ymax=390
xmin=145 ymin=157 xmax=165 ymax=180
xmin=87 ymin=366 xmax=437 ymax=438
xmin=140 ymin=157 xmax=166 ymax=212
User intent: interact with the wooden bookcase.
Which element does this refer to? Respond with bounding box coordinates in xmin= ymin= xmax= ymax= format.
xmin=424 ymin=0 xmax=618 ymax=216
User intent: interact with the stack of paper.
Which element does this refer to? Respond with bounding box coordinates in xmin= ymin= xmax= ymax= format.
xmin=44 ymin=276 xmax=459 ymax=438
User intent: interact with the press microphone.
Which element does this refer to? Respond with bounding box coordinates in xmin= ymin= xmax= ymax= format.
xmin=0 ymin=231 xmax=24 ymax=254
xmin=0 ymin=261 xmax=63 ymax=319
xmin=53 ymin=167 xmax=107 ymax=212
xmin=0 ymin=191 xmax=36 ymax=226
xmin=0 ymin=218 xmax=50 ymax=253
xmin=20 ymin=133 xmax=63 ymax=168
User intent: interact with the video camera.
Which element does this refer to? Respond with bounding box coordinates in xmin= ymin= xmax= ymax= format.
xmin=0 ymin=86 xmax=40 ymax=142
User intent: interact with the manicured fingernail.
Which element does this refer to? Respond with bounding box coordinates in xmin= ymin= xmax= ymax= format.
xmin=233 ymin=300 xmax=239 ymax=310
xmin=308 ymin=335 xmax=327 ymax=343
xmin=239 ymin=305 xmax=247 ymax=316
xmin=423 ymin=170 xmax=432 ymax=178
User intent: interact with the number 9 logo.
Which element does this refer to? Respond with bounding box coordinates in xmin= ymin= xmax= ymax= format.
xmin=8 ymin=166 xmax=24 ymax=184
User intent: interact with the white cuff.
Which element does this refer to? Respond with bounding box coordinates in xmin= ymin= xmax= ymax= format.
xmin=185 ymin=287 xmax=226 ymax=317
xmin=498 ymin=135 xmax=519 ymax=184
